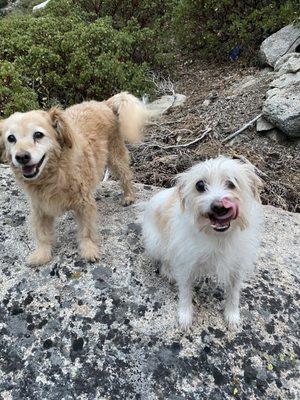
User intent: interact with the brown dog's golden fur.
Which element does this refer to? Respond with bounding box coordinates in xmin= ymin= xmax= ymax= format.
xmin=0 ymin=92 xmax=151 ymax=266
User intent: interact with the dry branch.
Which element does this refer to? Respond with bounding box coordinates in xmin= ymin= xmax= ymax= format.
xmin=140 ymin=128 xmax=211 ymax=150
xmin=221 ymin=114 xmax=262 ymax=143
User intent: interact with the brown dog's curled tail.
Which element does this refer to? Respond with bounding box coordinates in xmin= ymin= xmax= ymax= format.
xmin=106 ymin=92 xmax=156 ymax=143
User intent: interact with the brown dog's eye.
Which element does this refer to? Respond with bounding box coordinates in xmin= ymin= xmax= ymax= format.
xmin=226 ymin=180 xmax=236 ymax=189
xmin=33 ymin=131 xmax=44 ymax=140
xmin=7 ymin=134 xmax=16 ymax=143
xmin=195 ymin=180 xmax=206 ymax=192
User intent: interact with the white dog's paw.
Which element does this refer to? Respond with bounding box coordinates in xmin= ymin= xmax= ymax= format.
xmin=224 ymin=308 xmax=240 ymax=330
xmin=160 ymin=264 xmax=175 ymax=283
xmin=27 ymin=248 xmax=52 ymax=267
xmin=80 ymin=240 xmax=99 ymax=262
xmin=178 ymin=307 xmax=193 ymax=330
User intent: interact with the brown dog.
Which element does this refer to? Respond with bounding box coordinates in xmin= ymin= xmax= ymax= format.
xmin=0 ymin=92 xmax=151 ymax=266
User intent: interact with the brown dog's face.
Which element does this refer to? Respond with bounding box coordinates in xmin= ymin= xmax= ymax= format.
xmin=0 ymin=109 xmax=72 ymax=181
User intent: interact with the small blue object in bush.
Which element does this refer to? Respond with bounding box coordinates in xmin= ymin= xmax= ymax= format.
xmin=229 ymin=45 xmax=243 ymax=61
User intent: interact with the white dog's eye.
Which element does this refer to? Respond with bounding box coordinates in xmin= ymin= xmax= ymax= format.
xmin=7 ymin=134 xmax=16 ymax=143
xmin=226 ymin=180 xmax=236 ymax=189
xmin=33 ymin=131 xmax=44 ymax=140
xmin=195 ymin=180 xmax=206 ymax=192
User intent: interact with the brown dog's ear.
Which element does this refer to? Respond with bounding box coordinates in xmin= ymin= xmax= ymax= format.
xmin=48 ymin=107 xmax=73 ymax=149
xmin=0 ymin=120 xmax=7 ymax=163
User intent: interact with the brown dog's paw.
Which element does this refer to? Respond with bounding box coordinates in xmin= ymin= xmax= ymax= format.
xmin=122 ymin=195 xmax=135 ymax=207
xmin=27 ymin=249 xmax=52 ymax=267
xmin=80 ymin=240 xmax=99 ymax=262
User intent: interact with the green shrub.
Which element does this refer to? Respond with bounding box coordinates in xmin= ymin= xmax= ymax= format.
xmin=0 ymin=2 xmax=170 ymax=115
xmin=0 ymin=61 xmax=39 ymax=117
xmin=45 ymin=0 xmax=174 ymax=28
xmin=173 ymin=0 xmax=300 ymax=59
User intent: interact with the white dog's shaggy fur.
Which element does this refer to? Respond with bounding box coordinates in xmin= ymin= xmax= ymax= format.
xmin=142 ymin=156 xmax=263 ymax=329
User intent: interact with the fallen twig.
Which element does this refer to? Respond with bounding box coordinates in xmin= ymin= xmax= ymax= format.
xmin=140 ymin=128 xmax=211 ymax=150
xmin=221 ymin=114 xmax=262 ymax=143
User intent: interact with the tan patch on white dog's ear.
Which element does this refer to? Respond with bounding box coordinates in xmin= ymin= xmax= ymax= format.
xmin=176 ymin=172 xmax=187 ymax=212
xmin=244 ymin=165 xmax=264 ymax=202
xmin=177 ymin=185 xmax=185 ymax=211
xmin=48 ymin=107 xmax=73 ymax=149
xmin=233 ymin=156 xmax=264 ymax=201
xmin=154 ymin=191 xmax=177 ymax=240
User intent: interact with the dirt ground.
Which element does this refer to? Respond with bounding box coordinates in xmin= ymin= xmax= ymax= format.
xmin=130 ymin=60 xmax=300 ymax=213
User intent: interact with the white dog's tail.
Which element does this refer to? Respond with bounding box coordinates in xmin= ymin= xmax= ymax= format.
xmin=106 ymin=92 xmax=159 ymax=143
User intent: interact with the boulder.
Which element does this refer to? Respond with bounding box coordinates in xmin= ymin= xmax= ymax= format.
xmin=269 ymin=71 xmax=300 ymax=90
xmin=256 ymin=116 xmax=274 ymax=132
xmin=263 ymin=82 xmax=300 ymax=137
xmin=33 ymin=0 xmax=51 ymax=11
xmin=146 ymin=93 xmax=187 ymax=115
xmin=274 ymin=52 xmax=300 ymax=74
xmin=228 ymin=69 xmax=274 ymax=96
xmin=0 ymin=165 xmax=299 ymax=399
xmin=259 ymin=24 xmax=300 ymax=67
xmin=265 ymin=87 xmax=280 ymax=99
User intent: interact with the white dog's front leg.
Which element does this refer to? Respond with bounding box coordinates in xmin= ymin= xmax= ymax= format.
xmin=177 ymin=277 xmax=194 ymax=330
xmin=224 ymin=275 xmax=242 ymax=329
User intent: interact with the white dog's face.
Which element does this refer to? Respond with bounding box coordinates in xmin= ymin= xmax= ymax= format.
xmin=177 ymin=156 xmax=263 ymax=233
xmin=0 ymin=109 xmax=72 ymax=181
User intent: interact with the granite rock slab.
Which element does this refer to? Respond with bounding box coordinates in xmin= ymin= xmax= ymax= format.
xmin=0 ymin=165 xmax=299 ymax=400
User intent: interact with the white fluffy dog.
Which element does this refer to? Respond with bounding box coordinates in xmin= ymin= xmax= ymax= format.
xmin=142 ymin=156 xmax=263 ymax=329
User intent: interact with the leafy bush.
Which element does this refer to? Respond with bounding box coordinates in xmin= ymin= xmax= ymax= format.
xmin=41 ymin=0 xmax=174 ymax=65
xmin=46 ymin=0 xmax=174 ymax=28
xmin=0 ymin=1 xmax=171 ymax=116
xmin=0 ymin=61 xmax=38 ymax=117
xmin=173 ymin=0 xmax=300 ymax=59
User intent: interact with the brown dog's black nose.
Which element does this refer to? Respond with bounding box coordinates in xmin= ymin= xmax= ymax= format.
xmin=16 ymin=151 xmax=31 ymax=165
xmin=211 ymin=201 xmax=227 ymax=216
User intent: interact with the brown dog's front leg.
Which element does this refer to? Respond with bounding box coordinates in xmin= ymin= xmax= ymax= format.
xmin=75 ymin=199 xmax=99 ymax=262
xmin=27 ymin=208 xmax=54 ymax=266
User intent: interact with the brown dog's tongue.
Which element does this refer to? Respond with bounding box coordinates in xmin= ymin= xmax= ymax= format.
xmin=22 ymin=165 xmax=36 ymax=174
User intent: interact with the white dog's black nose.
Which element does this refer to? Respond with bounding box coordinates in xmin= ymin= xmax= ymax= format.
xmin=16 ymin=151 xmax=31 ymax=165
xmin=211 ymin=201 xmax=227 ymax=216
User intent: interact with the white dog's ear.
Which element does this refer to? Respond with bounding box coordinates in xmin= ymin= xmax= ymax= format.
xmin=48 ymin=107 xmax=73 ymax=149
xmin=176 ymin=174 xmax=186 ymax=211
xmin=243 ymin=164 xmax=264 ymax=201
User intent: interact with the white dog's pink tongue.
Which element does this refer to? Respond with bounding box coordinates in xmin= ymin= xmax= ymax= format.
xmin=221 ymin=197 xmax=238 ymax=219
